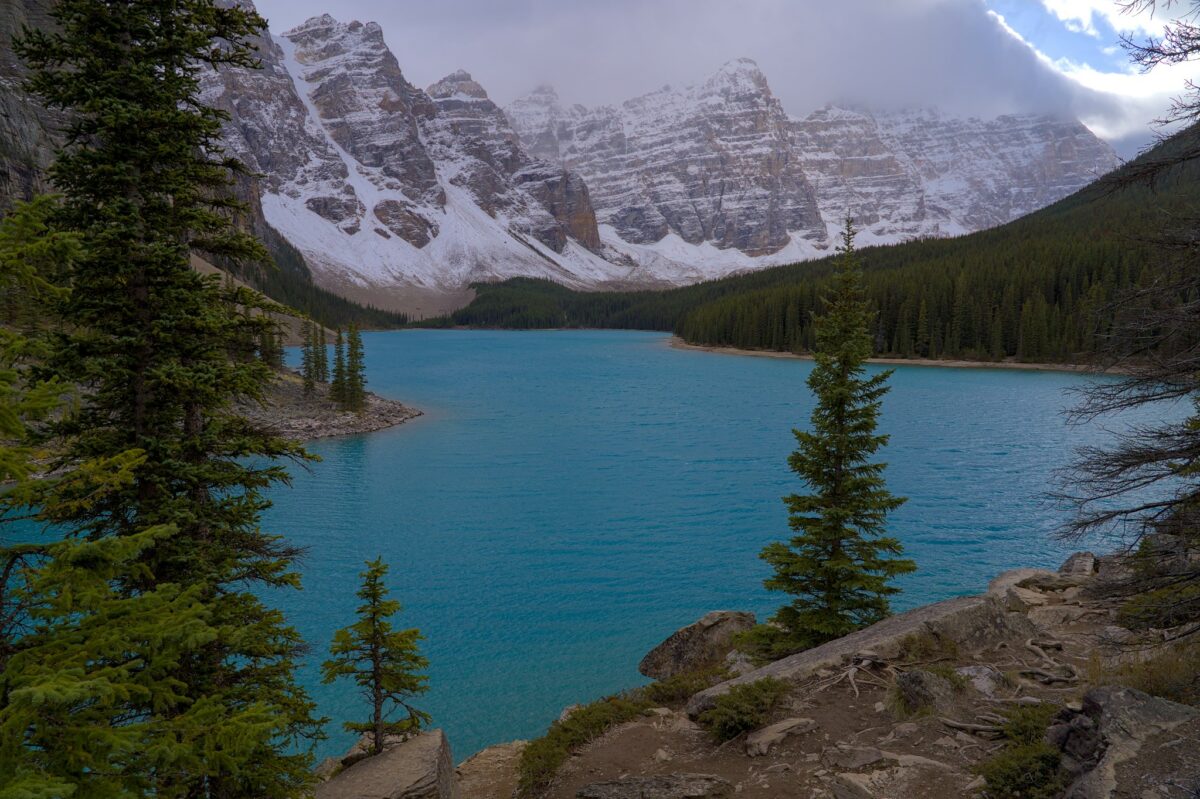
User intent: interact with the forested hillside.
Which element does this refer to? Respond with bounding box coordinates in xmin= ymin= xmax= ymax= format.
xmin=435 ymin=124 xmax=1200 ymax=363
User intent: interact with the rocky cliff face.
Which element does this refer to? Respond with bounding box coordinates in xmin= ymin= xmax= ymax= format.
xmin=508 ymin=62 xmax=1122 ymax=259
xmin=0 ymin=0 xmax=60 ymax=208
xmin=201 ymin=11 xmax=618 ymax=296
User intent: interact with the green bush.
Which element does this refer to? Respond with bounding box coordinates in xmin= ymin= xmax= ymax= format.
xmin=697 ymin=677 xmax=790 ymax=741
xmin=976 ymin=742 xmax=1069 ymax=799
xmin=732 ymin=624 xmax=807 ymax=664
xmin=926 ymin=664 xmax=969 ymax=692
xmin=516 ymin=693 xmax=651 ymax=796
xmin=976 ymin=703 xmax=1067 ymax=799
xmin=1104 ymin=644 xmax=1200 ymax=706
xmin=895 ymin=631 xmax=959 ymax=663
xmin=644 ymin=665 xmax=730 ymax=705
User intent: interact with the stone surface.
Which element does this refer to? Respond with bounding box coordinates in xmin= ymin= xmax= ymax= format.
xmin=894 ymin=670 xmax=956 ymax=713
xmin=454 ymin=740 xmax=525 ymax=799
xmin=1004 ymin=585 xmax=1050 ymax=612
xmin=688 ymin=594 xmax=1035 ymax=716
xmin=955 ymin=665 xmax=1006 ymax=698
xmin=638 ymin=611 xmax=756 ymax=680
xmin=822 ymin=745 xmax=893 ymax=771
xmin=575 ymin=773 xmax=734 ymax=799
xmin=1059 ymin=551 xmax=1097 ymax=576
xmin=315 ymin=729 xmax=460 ymax=799
xmin=745 ymin=717 xmax=817 ymax=756
xmin=1051 ymin=687 xmax=1199 ymax=799
xmin=987 ymin=568 xmax=1056 ymax=596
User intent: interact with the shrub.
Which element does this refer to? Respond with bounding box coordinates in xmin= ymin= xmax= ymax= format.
xmin=926 ymin=664 xmax=969 ymax=692
xmin=697 ymin=677 xmax=790 ymax=741
xmin=976 ymin=703 xmax=1067 ymax=799
xmin=732 ymin=624 xmax=807 ymax=664
xmin=516 ymin=693 xmax=651 ymax=796
xmin=976 ymin=742 xmax=1069 ymax=799
xmin=895 ymin=631 xmax=958 ymax=663
xmin=1090 ymin=644 xmax=1200 ymax=707
xmin=644 ymin=665 xmax=730 ymax=705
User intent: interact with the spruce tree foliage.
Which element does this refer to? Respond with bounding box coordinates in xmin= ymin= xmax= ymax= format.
xmin=301 ymin=320 xmax=317 ymax=395
xmin=9 ymin=1 xmax=323 ymax=794
xmin=345 ymin=323 xmax=367 ymax=413
xmin=316 ymin=326 xmax=329 ymax=383
xmin=322 ymin=558 xmax=430 ymax=755
xmin=331 ymin=328 xmax=348 ymax=406
xmin=758 ymin=220 xmax=914 ymax=650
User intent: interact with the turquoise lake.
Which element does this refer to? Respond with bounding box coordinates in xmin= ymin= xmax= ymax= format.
xmin=271 ymin=329 xmax=1144 ymax=762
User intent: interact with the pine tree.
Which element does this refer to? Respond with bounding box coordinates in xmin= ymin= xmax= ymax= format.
xmin=322 ymin=558 xmax=430 ymax=755
xmin=302 ymin=320 xmax=317 ymax=395
xmin=10 ymin=2 xmax=323 ymax=793
xmin=331 ymin=328 xmax=348 ymax=405
xmin=345 ymin=323 xmax=367 ymax=412
xmin=759 ymin=219 xmax=915 ymax=650
xmin=316 ymin=326 xmax=330 ymax=383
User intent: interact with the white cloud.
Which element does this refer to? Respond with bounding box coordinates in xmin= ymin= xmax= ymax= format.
xmin=1040 ymin=0 xmax=1174 ymax=37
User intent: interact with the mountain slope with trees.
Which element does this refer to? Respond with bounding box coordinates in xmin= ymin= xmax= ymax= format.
xmin=436 ymin=123 xmax=1200 ymax=364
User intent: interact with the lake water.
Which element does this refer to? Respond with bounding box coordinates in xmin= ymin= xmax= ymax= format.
xmin=269 ymin=329 xmax=1145 ymax=763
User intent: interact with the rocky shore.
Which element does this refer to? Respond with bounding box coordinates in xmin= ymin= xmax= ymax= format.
xmin=314 ymin=546 xmax=1198 ymax=799
xmin=242 ymin=370 xmax=422 ymax=441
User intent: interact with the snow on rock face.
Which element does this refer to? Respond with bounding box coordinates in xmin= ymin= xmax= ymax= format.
xmin=507 ymin=66 xmax=1121 ymax=258
xmin=509 ymin=59 xmax=828 ymax=258
xmin=201 ymin=8 xmax=616 ymax=291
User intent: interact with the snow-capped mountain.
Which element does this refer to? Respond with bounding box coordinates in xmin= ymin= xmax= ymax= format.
xmin=201 ymin=13 xmax=631 ymax=299
xmin=507 ymin=61 xmax=1121 ymax=256
xmin=199 ymin=8 xmax=1120 ymax=305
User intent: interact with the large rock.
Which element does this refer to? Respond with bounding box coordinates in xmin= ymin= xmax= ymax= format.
xmin=455 ymin=740 xmax=525 ymax=799
xmin=638 ymin=611 xmax=756 ymax=680
xmin=893 ymin=669 xmax=956 ymax=714
xmin=1059 ymin=551 xmax=1096 ymax=576
xmin=576 ymin=774 xmax=733 ymax=799
xmin=1049 ymin=686 xmax=1199 ymax=799
xmin=687 ymin=594 xmax=1035 ymax=717
xmin=315 ymin=730 xmax=460 ymax=799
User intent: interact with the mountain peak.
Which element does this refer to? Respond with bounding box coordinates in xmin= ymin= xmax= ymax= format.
xmin=428 ymin=70 xmax=489 ymax=100
xmin=703 ymin=57 xmax=770 ymax=96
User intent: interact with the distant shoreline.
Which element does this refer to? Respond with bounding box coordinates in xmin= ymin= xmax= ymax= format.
xmin=668 ymin=336 xmax=1113 ymax=374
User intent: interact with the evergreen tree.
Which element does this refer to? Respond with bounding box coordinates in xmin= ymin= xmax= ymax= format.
xmin=331 ymin=328 xmax=347 ymax=405
xmin=10 ymin=2 xmax=323 ymax=793
xmin=302 ymin=320 xmax=317 ymax=395
xmin=345 ymin=323 xmax=367 ymax=412
xmin=322 ymin=558 xmax=430 ymax=755
xmin=758 ymin=220 xmax=914 ymax=649
xmin=316 ymin=326 xmax=330 ymax=383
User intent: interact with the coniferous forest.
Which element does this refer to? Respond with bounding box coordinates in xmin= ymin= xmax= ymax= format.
xmin=433 ymin=123 xmax=1200 ymax=363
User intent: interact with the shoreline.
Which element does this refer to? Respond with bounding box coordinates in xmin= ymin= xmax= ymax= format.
xmin=242 ymin=371 xmax=423 ymax=442
xmin=668 ymin=336 xmax=1112 ymax=374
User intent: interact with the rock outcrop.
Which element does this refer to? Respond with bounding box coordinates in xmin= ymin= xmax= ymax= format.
xmin=686 ymin=594 xmax=1035 ymax=717
xmin=1050 ymin=687 xmax=1199 ymax=799
xmin=638 ymin=611 xmax=756 ymax=680
xmin=0 ymin=0 xmax=60 ymax=208
xmin=315 ymin=730 xmax=460 ymax=799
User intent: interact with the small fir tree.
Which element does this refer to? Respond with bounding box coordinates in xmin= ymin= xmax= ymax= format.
xmin=322 ymin=558 xmax=430 ymax=755
xmin=759 ymin=219 xmax=914 ymax=650
xmin=345 ymin=323 xmax=367 ymax=412
xmin=331 ymin=328 xmax=348 ymax=405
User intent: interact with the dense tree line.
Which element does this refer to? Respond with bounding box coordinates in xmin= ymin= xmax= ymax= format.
xmin=435 ymin=123 xmax=1200 ymax=364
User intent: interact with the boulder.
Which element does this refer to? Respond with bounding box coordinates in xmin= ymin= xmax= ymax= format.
xmin=638 ymin=611 xmax=756 ymax=680
xmin=1059 ymin=551 xmax=1096 ymax=576
xmin=687 ymin=595 xmax=1035 ymax=717
xmin=315 ymin=729 xmax=460 ymax=799
xmin=1004 ymin=585 xmax=1050 ymax=612
xmin=1049 ymin=687 xmax=1199 ymax=799
xmin=893 ymin=669 xmax=956 ymax=713
xmin=744 ymin=717 xmax=817 ymax=756
xmin=955 ymin=665 xmax=1005 ymax=698
xmin=822 ymin=745 xmax=893 ymax=771
xmin=575 ymin=773 xmax=734 ymax=799
xmin=987 ymin=568 xmax=1056 ymax=595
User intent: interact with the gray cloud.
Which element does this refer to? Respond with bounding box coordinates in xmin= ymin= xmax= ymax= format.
xmin=252 ymin=0 xmax=1182 ymax=156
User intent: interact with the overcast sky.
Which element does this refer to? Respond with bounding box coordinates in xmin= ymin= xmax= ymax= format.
xmin=252 ymin=0 xmax=1200 ymax=157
